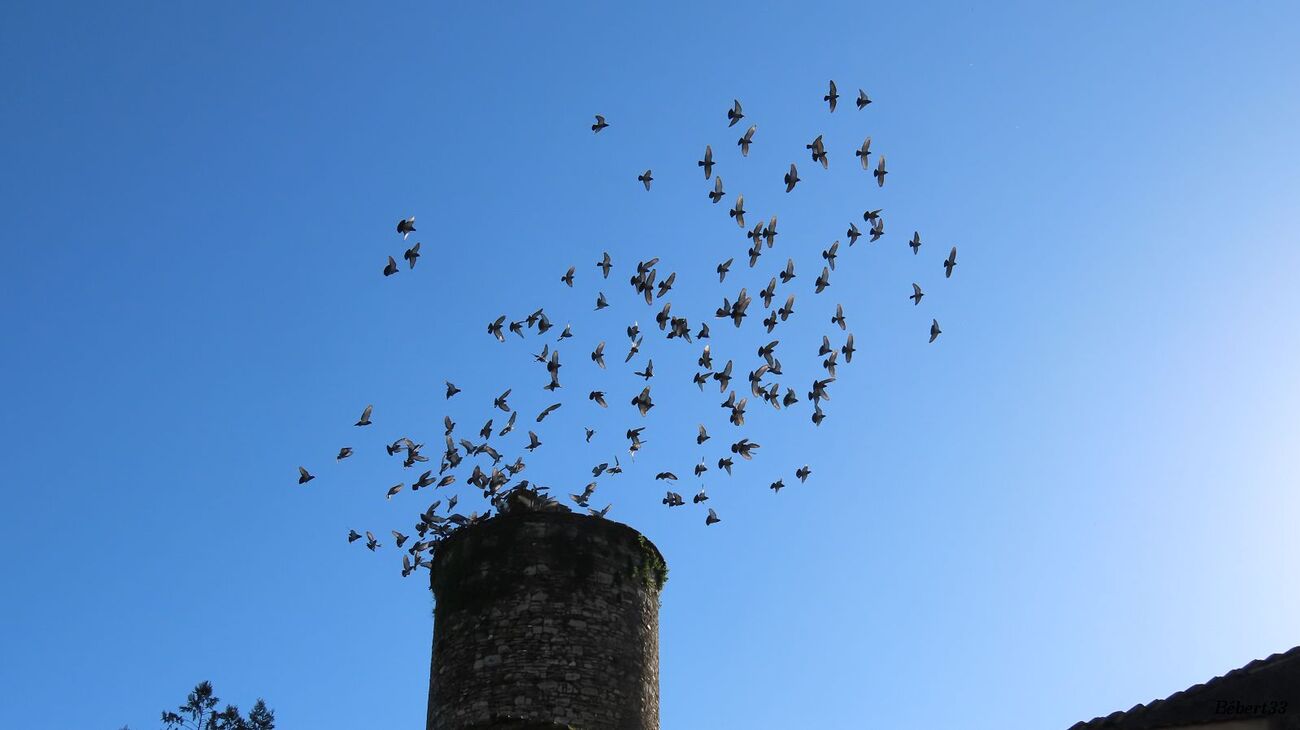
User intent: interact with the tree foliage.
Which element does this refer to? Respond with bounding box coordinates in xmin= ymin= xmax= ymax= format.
xmin=160 ymin=681 xmax=274 ymax=730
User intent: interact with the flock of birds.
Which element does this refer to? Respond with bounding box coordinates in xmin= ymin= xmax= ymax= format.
xmin=297 ymin=80 xmax=959 ymax=577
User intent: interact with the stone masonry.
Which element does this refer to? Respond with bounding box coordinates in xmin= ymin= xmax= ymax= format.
xmin=426 ymin=508 xmax=665 ymax=730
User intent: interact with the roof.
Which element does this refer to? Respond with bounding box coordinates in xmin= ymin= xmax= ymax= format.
xmin=1069 ymin=645 xmax=1300 ymax=729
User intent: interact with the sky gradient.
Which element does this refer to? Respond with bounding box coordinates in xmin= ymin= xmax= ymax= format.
xmin=2 ymin=2 xmax=1299 ymax=729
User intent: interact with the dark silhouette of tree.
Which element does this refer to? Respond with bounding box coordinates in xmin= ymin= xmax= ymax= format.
xmin=160 ymin=681 xmax=274 ymax=730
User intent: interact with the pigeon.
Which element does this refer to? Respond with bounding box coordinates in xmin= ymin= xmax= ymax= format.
xmin=498 ymin=411 xmax=517 ymax=437
xmin=729 ymin=194 xmax=746 ymax=228
xmin=819 ymin=336 xmax=834 ymax=356
xmin=493 ymin=389 xmax=512 ymax=412
xmin=738 ymin=125 xmax=756 ymax=157
xmin=806 ymin=135 xmax=828 ymax=168
xmin=705 ymin=508 xmax=721 ymax=526
xmin=392 ymin=530 xmax=409 ymax=548
xmin=822 ymin=241 xmax=839 ymax=270
xmin=479 ymin=420 xmax=494 ymax=440
xmin=557 ymin=324 xmax=574 ymax=341
xmin=536 ymin=403 xmax=561 ymax=422
xmin=762 ymin=216 xmax=778 ymax=247
xmin=856 ymin=89 xmax=872 ymax=109
xmin=631 ymin=387 xmax=654 ymax=416
xmin=445 ymin=381 xmax=461 ymax=399
xmin=779 ymin=258 xmax=796 ymax=284
xmin=443 ymin=415 xmax=455 ymax=435
xmin=812 ymin=404 xmax=826 ymax=426
xmin=730 ymin=438 xmax=760 ymax=459
xmin=714 ymin=359 xmax=733 ymax=392
xmin=770 ymin=479 xmax=785 ymax=493
xmin=591 ymin=342 xmax=606 ymax=369
xmin=298 ymin=466 xmax=314 ymax=484
xmin=597 ymin=251 xmax=612 ymax=278
xmin=401 ymin=555 xmax=414 ymax=577
xmin=784 ymin=163 xmax=800 ymax=192
xmin=697 ymin=322 xmax=711 ymax=339
xmin=709 ymin=176 xmax=726 ymax=203
xmin=718 ymin=457 xmax=734 ymax=474
xmin=585 ymin=427 xmax=595 ymax=443
xmin=727 ymin=99 xmax=744 ymax=127
xmin=589 ymin=504 xmax=612 ymax=518
xmin=696 ymin=424 xmax=711 ymax=446
xmin=365 ymin=531 xmax=380 ymax=551
xmin=592 ymin=114 xmax=609 ymax=133
xmin=856 ymin=137 xmax=872 ymax=168
xmin=561 ymin=266 xmax=575 ymax=287
xmin=355 ymin=405 xmax=373 ymax=427
xmin=910 ymin=231 xmax=922 ymax=255
xmin=655 ymin=472 xmax=678 ymax=481
xmin=717 ymin=257 xmax=733 ymax=282
xmin=863 ymin=208 xmax=882 ymax=224
xmin=634 ymin=359 xmax=655 ymax=381
xmin=525 ymin=431 xmax=542 ymax=452
xmin=847 ymin=222 xmax=861 ymax=246
xmin=383 ymin=256 xmax=399 ymax=276
xmin=694 ymin=487 xmax=709 ymax=503
xmin=944 ymin=246 xmax=957 ymax=278
xmin=832 ymin=304 xmax=846 ymax=330
xmin=930 ymin=319 xmax=942 ymax=343
xmin=348 ymin=529 xmax=361 ymax=543
xmin=698 ymin=344 xmax=713 ymax=369
xmin=638 ymin=169 xmax=653 ymax=191
xmin=698 ymin=144 xmax=715 ymax=179
xmin=386 ymin=483 xmax=403 ymax=500
xmin=796 ymin=465 xmax=811 ymax=482
xmin=760 ymin=277 xmax=777 ymax=308
xmin=404 ymin=243 xmax=421 ymax=269
xmin=336 ymin=447 xmax=353 ymax=461
xmin=910 ymin=283 xmax=924 ymax=305
xmin=824 ymin=80 xmax=839 ymax=111
xmin=595 ymin=292 xmax=609 ymax=310
xmin=487 ymin=315 xmax=506 ymax=342
xmin=778 ymin=294 xmax=795 ymax=321
xmin=657 ymin=272 xmax=676 ymax=298
xmin=874 ymin=155 xmax=887 ymax=187
xmin=841 ymin=333 xmax=855 ymax=363
xmin=815 ymin=267 xmax=830 ymax=294
xmin=397 ymin=216 xmax=416 ymax=239
xmin=869 ymin=218 xmax=885 ymax=243
xmin=589 ymin=390 xmax=607 ymax=408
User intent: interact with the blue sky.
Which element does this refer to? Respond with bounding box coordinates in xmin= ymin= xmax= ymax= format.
xmin=2 ymin=2 xmax=1299 ymax=728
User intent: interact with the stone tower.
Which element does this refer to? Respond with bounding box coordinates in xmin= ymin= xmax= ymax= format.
xmin=426 ymin=496 xmax=666 ymax=730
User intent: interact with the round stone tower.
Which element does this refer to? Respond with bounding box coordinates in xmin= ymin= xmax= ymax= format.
xmin=426 ymin=500 xmax=666 ymax=730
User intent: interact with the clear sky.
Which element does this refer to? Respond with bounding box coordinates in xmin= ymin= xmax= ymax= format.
xmin=2 ymin=2 xmax=1299 ymax=729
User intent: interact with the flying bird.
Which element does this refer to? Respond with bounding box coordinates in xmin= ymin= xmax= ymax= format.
xmin=832 ymin=304 xmax=846 ymax=330
xmin=847 ymin=222 xmax=861 ymax=246
xmin=597 ymin=251 xmax=612 ymax=279
xmin=638 ymin=169 xmax=653 ymax=190
xmin=709 ymin=175 xmax=726 ymax=203
xmin=717 ymin=258 xmax=733 ymax=282
xmin=856 ymin=137 xmax=872 ymax=169
xmin=445 ymin=381 xmax=461 ymax=399
xmin=298 ymin=466 xmax=314 ymax=485
xmin=824 ymin=80 xmax=839 ymax=111
xmin=561 ymin=266 xmax=575 ymax=287
xmin=592 ymin=114 xmax=609 ymax=133
xmin=397 ymin=216 xmax=415 ymax=239
xmin=944 ymin=246 xmax=957 ymax=278
xmin=910 ymin=283 xmax=924 ymax=305
xmin=727 ymin=99 xmax=744 ymax=127
xmin=487 ymin=315 xmax=506 ymax=342
xmin=383 ymin=256 xmax=399 ymax=277
xmin=355 ymin=405 xmax=373 ymax=427
xmin=729 ymin=194 xmax=746 ymax=228
xmin=856 ymin=89 xmax=872 ymax=109
xmin=698 ymin=144 xmax=715 ymax=179
xmin=910 ymin=231 xmax=922 ymax=255
xmin=784 ymin=163 xmax=800 ymax=192
xmin=404 ymin=243 xmax=421 ymax=269
xmin=738 ymin=125 xmax=756 ymax=157
xmin=874 ymin=155 xmax=887 ymax=187
xmin=806 ymin=134 xmax=827 ymax=168
xmin=595 ymin=292 xmax=609 ymax=310
xmin=796 ymin=465 xmax=811 ymax=482
xmin=930 ymin=319 xmax=942 ymax=343
xmin=336 ymin=447 xmax=353 ymax=461
xmin=706 ymin=508 xmax=721 ymax=526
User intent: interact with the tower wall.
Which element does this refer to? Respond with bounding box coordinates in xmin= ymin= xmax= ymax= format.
xmin=426 ymin=510 xmax=666 ymax=730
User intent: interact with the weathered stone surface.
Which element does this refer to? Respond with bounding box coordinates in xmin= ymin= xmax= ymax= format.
xmin=427 ymin=510 xmax=665 ymax=730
